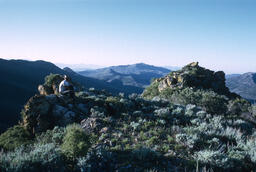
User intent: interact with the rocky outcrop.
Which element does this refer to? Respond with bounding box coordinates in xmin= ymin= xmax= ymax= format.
xmin=21 ymin=94 xmax=86 ymax=134
xmin=155 ymin=62 xmax=234 ymax=97
xmin=21 ymin=75 xmax=119 ymax=135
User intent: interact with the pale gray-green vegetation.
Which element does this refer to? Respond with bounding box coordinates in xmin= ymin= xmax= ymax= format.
xmin=1 ymin=63 xmax=256 ymax=171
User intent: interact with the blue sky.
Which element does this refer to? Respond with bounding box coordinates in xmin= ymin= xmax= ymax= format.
xmin=0 ymin=0 xmax=255 ymax=73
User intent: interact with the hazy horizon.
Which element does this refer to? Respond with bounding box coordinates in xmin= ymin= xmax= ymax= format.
xmin=2 ymin=57 xmax=249 ymax=74
xmin=0 ymin=0 xmax=255 ymax=73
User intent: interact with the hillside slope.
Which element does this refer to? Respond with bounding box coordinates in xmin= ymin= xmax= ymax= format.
xmin=79 ymin=63 xmax=170 ymax=88
xmin=226 ymin=72 xmax=256 ymax=102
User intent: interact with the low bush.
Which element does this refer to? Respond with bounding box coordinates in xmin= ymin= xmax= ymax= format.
xmin=142 ymin=81 xmax=159 ymax=98
xmin=0 ymin=125 xmax=32 ymax=151
xmin=160 ymin=88 xmax=228 ymax=114
xmin=36 ymin=126 xmax=65 ymax=145
xmin=228 ymin=98 xmax=251 ymax=116
xmin=77 ymin=146 xmax=115 ymax=172
xmin=61 ymin=124 xmax=91 ymax=159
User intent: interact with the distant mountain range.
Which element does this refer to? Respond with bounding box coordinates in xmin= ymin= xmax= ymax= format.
xmin=226 ymin=74 xmax=242 ymax=79
xmin=55 ymin=63 xmax=105 ymax=71
xmin=226 ymin=72 xmax=256 ymax=102
xmin=0 ymin=59 xmax=142 ymax=133
xmin=78 ymin=63 xmax=171 ymax=88
xmin=163 ymin=66 xmax=181 ymax=71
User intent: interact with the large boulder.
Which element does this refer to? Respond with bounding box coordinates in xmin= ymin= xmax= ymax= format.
xmin=21 ymin=93 xmax=82 ymax=134
xmin=38 ymin=85 xmax=53 ymax=96
xmin=22 ymin=95 xmax=52 ymax=133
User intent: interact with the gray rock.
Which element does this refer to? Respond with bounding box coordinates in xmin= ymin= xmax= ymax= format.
xmin=81 ymin=117 xmax=105 ymax=133
xmin=45 ymin=94 xmax=58 ymax=104
xmin=38 ymin=84 xmax=53 ymax=95
xmin=77 ymin=103 xmax=89 ymax=114
xmin=36 ymin=100 xmax=51 ymax=115
xmin=68 ymin=104 xmax=73 ymax=109
xmin=64 ymin=111 xmax=76 ymax=119
xmin=52 ymin=105 xmax=68 ymax=117
xmin=59 ymin=111 xmax=76 ymax=125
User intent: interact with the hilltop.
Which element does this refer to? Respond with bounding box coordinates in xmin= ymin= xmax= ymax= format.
xmin=0 ymin=63 xmax=256 ymax=171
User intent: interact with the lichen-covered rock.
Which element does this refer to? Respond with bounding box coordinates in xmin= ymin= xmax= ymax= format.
xmin=187 ymin=61 xmax=199 ymax=67
xmin=22 ymin=95 xmax=52 ymax=133
xmin=38 ymin=85 xmax=53 ymax=95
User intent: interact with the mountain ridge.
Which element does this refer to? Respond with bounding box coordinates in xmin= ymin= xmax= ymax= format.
xmin=79 ymin=63 xmax=170 ymax=88
xmin=226 ymin=72 xmax=256 ymax=102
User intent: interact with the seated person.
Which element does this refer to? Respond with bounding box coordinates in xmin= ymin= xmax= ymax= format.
xmin=59 ymin=75 xmax=74 ymax=98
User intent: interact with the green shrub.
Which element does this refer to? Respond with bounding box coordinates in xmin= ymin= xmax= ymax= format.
xmin=160 ymin=88 xmax=228 ymax=114
xmin=143 ymin=81 xmax=229 ymax=114
xmin=44 ymin=73 xmax=63 ymax=87
xmin=0 ymin=125 xmax=32 ymax=151
xmin=61 ymin=124 xmax=91 ymax=159
xmin=199 ymin=91 xmax=228 ymax=114
xmin=142 ymin=81 xmax=160 ymax=98
xmin=36 ymin=126 xmax=65 ymax=145
xmin=228 ymin=98 xmax=251 ymax=116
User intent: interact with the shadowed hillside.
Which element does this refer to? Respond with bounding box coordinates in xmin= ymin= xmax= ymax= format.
xmin=0 ymin=59 xmax=142 ymax=133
